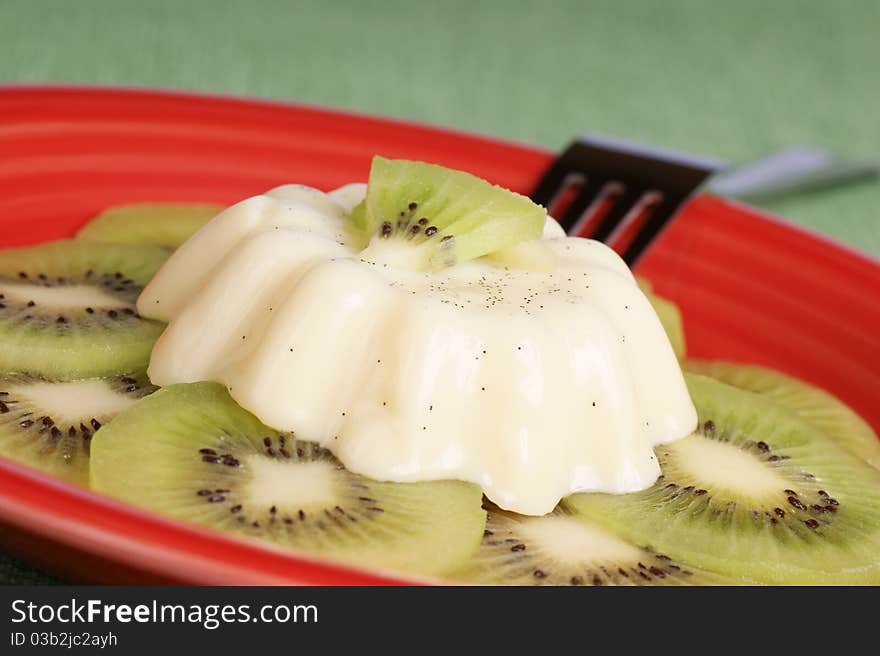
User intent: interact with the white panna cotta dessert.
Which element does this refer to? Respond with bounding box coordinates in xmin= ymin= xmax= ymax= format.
xmin=139 ymin=157 xmax=697 ymax=515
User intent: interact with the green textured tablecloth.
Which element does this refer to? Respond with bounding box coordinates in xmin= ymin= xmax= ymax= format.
xmin=0 ymin=0 xmax=877 ymax=585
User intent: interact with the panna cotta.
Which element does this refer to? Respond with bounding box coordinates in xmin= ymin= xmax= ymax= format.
xmin=139 ymin=178 xmax=696 ymax=515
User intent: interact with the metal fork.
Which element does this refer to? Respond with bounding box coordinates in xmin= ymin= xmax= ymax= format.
xmin=531 ymin=135 xmax=879 ymax=265
xmin=530 ymin=134 xmax=722 ymax=264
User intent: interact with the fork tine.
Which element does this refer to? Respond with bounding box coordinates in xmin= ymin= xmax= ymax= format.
xmin=557 ymin=177 xmax=609 ymax=235
xmin=531 ymin=136 xmax=723 ymax=263
xmin=588 ymin=188 xmax=644 ymax=243
xmin=530 ymin=143 xmax=586 ymax=207
xmin=620 ymin=196 xmax=682 ymax=264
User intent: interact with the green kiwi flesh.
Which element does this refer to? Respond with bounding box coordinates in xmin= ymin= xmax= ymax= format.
xmin=89 ymin=382 xmax=487 ymax=579
xmin=0 ymin=240 xmax=168 ymax=377
xmin=686 ymin=360 xmax=880 ymax=470
xmin=76 ymin=203 xmax=223 ymax=249
xmin=635 ymin=276 xmax=685 ymax=359
xmin=0 ymin=372 xmax=154 ymax=485
xmin=566 ymin=373 xmax=880 ymax=585
xmin=648 ymin=294 xmax=685 ymax=359
xmin=355 ymin=157 xmax=545 ymax=269
xmin=456 ymin=505 xmax=736 ymax=585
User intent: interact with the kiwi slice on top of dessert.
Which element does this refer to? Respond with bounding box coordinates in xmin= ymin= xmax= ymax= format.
xmin=90 ymin=382 xmax=486 ymax=579
xmin=351 ymin=156 xmax=546 ymax=269
xmin=457 ymin=504 xmax=736 ymax=586
xmin=0 ymin=240 xmax=168 ymax=377
xmin=0 ymin=372 xmax=154 ymax=486
xmin=566 ymin=373 xmax=880 ymax=585
xmin=685 ymin=360 xmax=880 ymax=470
xmin=76 ymin=203 xmax=224 ymax=249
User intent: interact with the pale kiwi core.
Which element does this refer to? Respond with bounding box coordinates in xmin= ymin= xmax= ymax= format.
xmin=138 ymin=183 xmax=697 ymax=515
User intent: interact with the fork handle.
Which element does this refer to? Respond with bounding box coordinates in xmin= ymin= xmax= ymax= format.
xmin=708 ymin=146 xmax=879 ymax=202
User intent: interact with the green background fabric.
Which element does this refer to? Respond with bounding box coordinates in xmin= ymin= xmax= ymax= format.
xmin=0 ymin=0 xmax=877 ymax=584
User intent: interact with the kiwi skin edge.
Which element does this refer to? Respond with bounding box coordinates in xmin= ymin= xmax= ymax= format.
xmin=0 ymin=240 xmax=169 ymax=378
xmin=76 ymin=203 xmax=224 ymax=250
xmin=0 ymin=372 xmax=155 ymax=486
xmin=453 ymin=504 xmax=744 ymax=586
xmin=685 ymin=360 xmax=880 ymax=471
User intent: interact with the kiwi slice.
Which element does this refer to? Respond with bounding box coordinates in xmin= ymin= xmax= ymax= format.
xmin=76 ymin=203 xmax=224 ymax=249
xmin=352 ymin=157 xmax=546 ymax=269
xmin=89 ymin=382 xmax=486 ymax=578
xmin=686 ymin=360 xmax=880 ymax=470
xmin=457 ymin=505 xmax=735 ymax=585
xmin=0 ymin=240 xmax=168 ymax=377
xmin=647 ymin=293 xmax=685 ymax=359
xmin=635 ymin=277 xmax=686 ymax=359
xmin=566 ymin=373 xmax=880 ymax=584
xmin=0 ymin=372 xmax=154 ymax=486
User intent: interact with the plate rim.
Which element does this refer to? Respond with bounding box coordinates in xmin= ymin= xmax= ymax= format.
xmin=3 ymin=83 xmax=877 ymax=267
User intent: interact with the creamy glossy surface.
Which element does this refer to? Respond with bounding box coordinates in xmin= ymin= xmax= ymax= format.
xmin=139 ymin=184 xmax=696 ymax=515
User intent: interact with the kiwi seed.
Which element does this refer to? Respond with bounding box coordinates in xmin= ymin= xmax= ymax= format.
xmin=0 ymin=240 xmax=168 ymax=378
xmin=457 ymin=505 xmax=734 ymax=586
xmin=90 ymin=382 xmax=487 ymax=578
xmin=566 ymin=374 xmax=880 ymax=584
xmin=0 ymin=373 xmax=155 ymax=486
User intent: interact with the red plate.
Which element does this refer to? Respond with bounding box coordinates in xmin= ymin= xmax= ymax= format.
xmin=0 ymin=86 xmax=878 ymax=584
